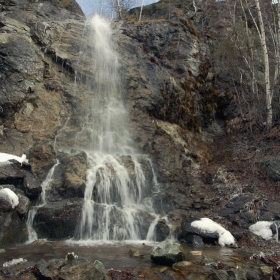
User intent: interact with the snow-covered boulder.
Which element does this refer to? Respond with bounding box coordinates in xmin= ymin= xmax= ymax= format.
xmin=181 ymin=217 xmax=236 ymax=247
xmin=0 ymin=153 xmax=28 ymax=165
xmin=249 ymin=221 xmax=277 ymax=240
xmin=0 ymin=188 xmax=19 ymax=211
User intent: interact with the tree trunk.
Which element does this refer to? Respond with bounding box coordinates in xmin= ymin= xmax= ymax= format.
xmin=117 ymin=0 xmax=122 ymax=19
xmin=255 ymin=0 xmax=273 ymax=130
xmin=138 ymin=0 xmax=144 ymax=21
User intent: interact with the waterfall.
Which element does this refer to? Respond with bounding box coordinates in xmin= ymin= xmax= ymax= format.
xmin=75 ymin=15 xmax=161 ymax=243
xmin=26 ymin=161 xmax=59 ymax=243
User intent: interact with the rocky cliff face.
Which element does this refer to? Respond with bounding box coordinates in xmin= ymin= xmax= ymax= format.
xmin=1 ymin=0 xmax=280 ymax=248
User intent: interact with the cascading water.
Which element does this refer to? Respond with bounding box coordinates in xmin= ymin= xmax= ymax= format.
xmin=75 ymin=15 xmax=162 ymax=243
xmin=26 ymin=161 xmax=59 ymax=243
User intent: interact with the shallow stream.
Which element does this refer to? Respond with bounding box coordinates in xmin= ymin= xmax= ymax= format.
xmin=0 ymin=240 xmax=270 ymax=272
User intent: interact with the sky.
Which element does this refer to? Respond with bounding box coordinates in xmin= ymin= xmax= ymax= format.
xmin=76 ymin=0 xmax=159 ymax=17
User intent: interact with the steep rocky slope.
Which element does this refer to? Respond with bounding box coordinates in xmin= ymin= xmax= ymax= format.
xmin=0 ymin=0 xmax=280 ymax=259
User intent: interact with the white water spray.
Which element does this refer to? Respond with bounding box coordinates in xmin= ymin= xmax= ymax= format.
xmin=75 ymin=15 xmax=161 ymax=243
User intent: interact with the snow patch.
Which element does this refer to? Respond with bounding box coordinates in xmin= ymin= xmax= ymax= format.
xmin=0 ymin=188 xmax=19 ymax=208
xmin=191 ymin=218 xmax=236 ymax=247
xmin=3 ymin=258 xmax=27 ymax=267
xmin=0 ymin=153 xmax=28 ymax=164
xmin=249 ymin=221 xmax=274 ymax=240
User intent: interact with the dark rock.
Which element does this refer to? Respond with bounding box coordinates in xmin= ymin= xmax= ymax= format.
xmin=33 ymin=199 xmax=83 ymax=239
xmin=150 ymin=239 xmax=184 ymax=265
xmin=219 ymin=194 xmax=260 ymax=228
xmin=155 ymin=219 xmax=170 ymax=241
xmin=246 ymin=269 xmax=261 ymax=280
xmin=0 ymin=162 xmax=24 ymax=187
xmin=22 ymin=170 xmax=42 ymax=199
xmin=35 ymin=258 xmax=67 ymax=279
xmin=219 ymin=194 xmax=254 ymax=217
xmin=192 ymin=234 xmax=204 ymax=248
xmin=0 ymin=212 xmax=27 ymax=245
xmin=256 ymin=157 xmax=280 ymax=182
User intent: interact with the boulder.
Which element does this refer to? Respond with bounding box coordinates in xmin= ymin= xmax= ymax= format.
xmin=150 ymin=239 xmax=184 ymax=265
xmin=181 ymin=218 xmax=236 ymax=247
xmin=219 ymin=194 xmax=257 ymax=228
xmin=33 ymin=199 xmax=83 ymax=239
xmin=35 ymin=258 xmax=111 ymax=280
xmin=0 ymin=162 xmax=24 ymax=187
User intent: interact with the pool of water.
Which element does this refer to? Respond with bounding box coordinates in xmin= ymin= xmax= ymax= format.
xmin=0 ymin=240 xmax=272 ymax=273
xmin=0 ymin=240 xmax=155 ymax=269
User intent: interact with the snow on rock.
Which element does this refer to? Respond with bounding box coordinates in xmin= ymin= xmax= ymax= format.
xmin=191 ymin=218 xmax=236 ymax=247
xmin=0 ymin=188 xmax=19 ymax=208
xmin=249 ymin=221 xmax=274 ymax=240
xmin=3 ymin=258 xmax=27 ymax=267
xmin=0 ymin=153 xmax=29 ymax=165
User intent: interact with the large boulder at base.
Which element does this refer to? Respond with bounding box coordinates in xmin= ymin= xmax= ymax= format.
xmin=181 ymin=218 xmax=236 ymax=247
xmin=35 ymin=258 xmax=111 ymax=280
xmin=60 ymin=260 xmax=111 ymax=280
xmin=33 ymin=199 xmax=83 ymax=239
xmin=150 ymin=239 xmax=184 ymax=265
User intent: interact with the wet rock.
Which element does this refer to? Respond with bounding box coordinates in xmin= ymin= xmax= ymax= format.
xmin=247 ymin=269 xmax=261 ymax=280
xmin=0 ymin=261 xmax=36 ymax=278
xmin=150 ymin=239 xmax=184 ymax=265
xmin=192 ymin=234 xmax=204 ymax=248
xmin=128 ymin=249 xmax=144 ymax=258
xmin=35 ymin=258 xmax=67 ymax=279
xmin=59 ymin=259 xmax=111 ymax=280
xmin=58 ymin=151 xmax=87 ymax=199
xmin=33 ymin=199 xmax=83 ymax=239
xmin=155 ymin=219 xmax=170 ymax=241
